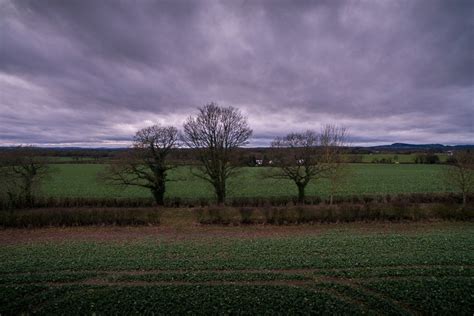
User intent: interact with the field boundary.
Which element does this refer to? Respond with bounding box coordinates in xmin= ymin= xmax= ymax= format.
xmin=2 ymin=201 xmax=472 ymax=228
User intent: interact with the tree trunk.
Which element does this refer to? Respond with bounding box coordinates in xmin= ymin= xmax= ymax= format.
xmin=24 ymin=180 xmax=33 ymax=207
xmin=297 ymin=183 xmax=305 ymax=204
xmin=152 ymin=182 xmax=166 ymax=206
xmin=6 ymin=192 xmax=15 ymax=209
xmin=150 ymin=169 xmax=167 ymax=206
xmin=462 ymin=191 xmax=467 ymax=208
xmin=215 ymin=181 xmax=226 ymax=205
xmin=329 ymin=194 xmax=334 ymax=206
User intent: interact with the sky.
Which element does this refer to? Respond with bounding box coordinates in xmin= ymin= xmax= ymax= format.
xmin=1 ymin=0 xmax=473 ymax=147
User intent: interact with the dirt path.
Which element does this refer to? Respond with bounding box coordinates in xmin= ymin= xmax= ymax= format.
xmin=1 ymin=221 xmax=469 ymax=245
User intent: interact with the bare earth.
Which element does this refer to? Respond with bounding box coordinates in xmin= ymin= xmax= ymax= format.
xmin=0 ymin=220 xmax=468 ymax=245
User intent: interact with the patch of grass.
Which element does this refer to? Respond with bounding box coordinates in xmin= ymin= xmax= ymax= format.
xmin=363 ymin=277 xmax=474 ymax=315
xmin=107 ymin=271 xmax=308 ymax=283
xmin=0 ymin=284 xmax=366 ymax=315
xmin=356 ymin=153 xmax=449 ymax=164
xmin=314 ymin=266 xmax=474 ymax=279
xmin=0 ymin=272 xmax=102 ymax=285
xmin=312 ymin=282 xmax=407 ymax=315
xmin=0 ymin=285 xmax=53 ymax=315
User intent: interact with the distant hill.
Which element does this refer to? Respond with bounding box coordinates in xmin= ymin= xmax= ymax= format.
xmin=367 ymin=143 xmax=474 ymax=151
xmin=0 ymin=143 xmax=473 ymax=153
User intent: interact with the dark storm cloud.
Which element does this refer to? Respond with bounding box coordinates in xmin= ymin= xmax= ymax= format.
xmin=1 ymin=0 xmax=473 ymax=147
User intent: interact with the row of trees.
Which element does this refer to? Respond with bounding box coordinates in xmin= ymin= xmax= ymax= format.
xmin=104 ymin=103 xmax=252 ymax=205
xmin=104 ymin=103 xmax=350 ymax=205
xmin=104 ymin=103 xmax=473 ymax=206
xmin=1 ymin=102 xmax=473 ymax=207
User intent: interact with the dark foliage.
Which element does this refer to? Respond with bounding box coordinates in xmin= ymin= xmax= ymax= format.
xmin=0 ymin=208 xmax=161 ymax=228
xmin=194 ymin=203 xmax=473 ymax=225
xmin=1 ymin=192 xmax=472 ymax=211
xmin=415 ymin=153 xmax=440 ymax=164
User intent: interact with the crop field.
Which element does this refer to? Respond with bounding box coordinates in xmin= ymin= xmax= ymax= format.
xmin=357 ymin=153 xmax=448 ymax=163
xmin=0 ymin=222 xmax=472 ymax=314
xmin=42 ymin=163 xmax=455 ymax=200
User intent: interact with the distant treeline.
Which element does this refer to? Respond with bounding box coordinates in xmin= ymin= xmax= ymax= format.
xmin=0 ymin=146 xmax=460 ymax=166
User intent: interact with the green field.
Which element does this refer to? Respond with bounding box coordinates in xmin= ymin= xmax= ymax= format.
xmin=42 ymin=164 xmax=455 ymax=200
xmin=46 ymin=157 xmax=99 ymax=163
xmin=44 ymin=153 xmax=449 ymax=164
xmin=358 ymin=153 xmax=448 ymax=163
xmin=1 ymin=223 xmax=472 ymax=314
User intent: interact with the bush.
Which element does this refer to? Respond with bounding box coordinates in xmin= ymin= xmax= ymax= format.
xmin=0 ymin=208 xmax=161 ymax=228
xmin=1 ymin=193 xmax=472 ymax=211
xmin=194 ymin=207 xmax=237 ymax=225
xmin=239 ymin=207 xmax=254 ymax=224
xmin=196 ymin=203 xmax=474 ymax=225
xmin=432 ymin=203 xmax=474 ymax=220
xmin=262 ymin=207 xmax=287 ymax=224
xmin=2 ymin=202 xmax=471 ymax=228
xmin=415 ymin=153 xmax=440 ymax=164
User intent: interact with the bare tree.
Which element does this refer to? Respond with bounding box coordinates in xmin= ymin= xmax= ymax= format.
xmin=269 ymin=131 xmax=323 ymax=204
xmin=444 ymin=150 xmax=474 ymax=207
xmin=325 ymin=162 xmax=351 ymax=205
xmin=269 ymin=125 xmax=349 ymax=204
xmin=104 ymin=125 xmax=179 ymax=205
xmin=0 ymin=163 xmax=21 ymax=209
xmin=0 ymin=146 xmax=51 ymax=207
xmin=319 ymin=125 xmax=350 ymax=205
xmin=182 ymin=103 xmax=252 ymax=204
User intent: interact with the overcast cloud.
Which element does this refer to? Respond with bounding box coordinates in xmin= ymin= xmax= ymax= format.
xmin=1 ymin=0 xmax=473 ymax=147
